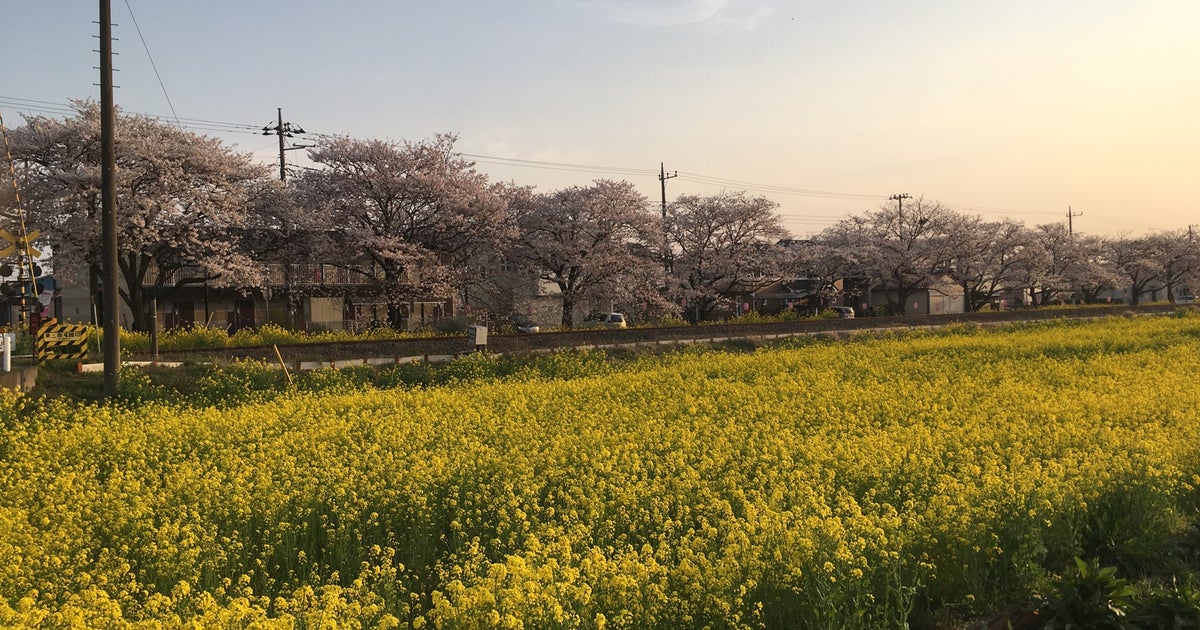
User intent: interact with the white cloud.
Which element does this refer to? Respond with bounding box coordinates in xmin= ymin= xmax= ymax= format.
xmin=574 ymin=0 xmax=774 ymax=30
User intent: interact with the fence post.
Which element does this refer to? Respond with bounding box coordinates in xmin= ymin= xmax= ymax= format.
xmin=1 ymin=332 xmax=11 ymax=373
xmin=150 ymin=296 xmax=159 ymax=364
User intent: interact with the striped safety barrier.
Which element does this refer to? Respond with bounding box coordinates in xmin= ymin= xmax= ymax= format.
xmin=36 ymin=318 xmax=89 ymax=365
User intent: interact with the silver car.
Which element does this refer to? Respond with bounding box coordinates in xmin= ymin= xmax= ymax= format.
xmin=828 ymin=306 xmax=855 ymax=319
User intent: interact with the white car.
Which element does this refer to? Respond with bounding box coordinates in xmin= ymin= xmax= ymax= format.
xmin=598 ymin=312 xmax=628 ymax=329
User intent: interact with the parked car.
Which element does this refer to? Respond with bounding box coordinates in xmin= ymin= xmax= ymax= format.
xmin=507 ymin=314 xmax=540 ymax=333
xmin=583 ymin=312 xmax=627 ymax=329
xmin=827 ymin=306 xmax=855 ymax=319
xmin=602 ymin=312 xmax=628 ymax=328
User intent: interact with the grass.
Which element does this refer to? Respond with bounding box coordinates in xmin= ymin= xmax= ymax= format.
xmin=29 ymin=361 xmax=218 ymax=404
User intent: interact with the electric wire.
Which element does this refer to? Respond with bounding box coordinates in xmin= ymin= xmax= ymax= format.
xmin=122 ymin=0 xmax=180 ymax=128
xmin=0 ymin=96 xmax=1141 ymax=227
xmin=458 ymin=153 xmax=656 ymax=177
xmin=0 ymin=96 xmax=262 ymax=135
xmin=676 ymin=171 xmax=885 ymax=201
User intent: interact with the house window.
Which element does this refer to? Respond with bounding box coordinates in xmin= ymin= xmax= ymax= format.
xmin=499 ymin=259 xmax=517 ymax=273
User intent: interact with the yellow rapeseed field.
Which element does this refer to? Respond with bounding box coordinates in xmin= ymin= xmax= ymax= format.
xmin=2 ymin=314 xmax=1199 ymax=628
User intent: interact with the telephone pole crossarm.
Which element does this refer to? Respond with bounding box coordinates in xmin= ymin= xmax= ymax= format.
xmin=262 ymin=108 xmax=311 ymax=182
xmin=1067 ymin=206 xmax=1083 ymax=236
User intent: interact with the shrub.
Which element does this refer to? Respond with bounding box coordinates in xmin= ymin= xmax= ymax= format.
xmin=1035 ymin=558 xmax=1138 ymax=629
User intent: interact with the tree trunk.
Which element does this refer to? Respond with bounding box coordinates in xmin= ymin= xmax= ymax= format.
xmin=893 ymin=286 xmax=913 ymax=315
xmin=692 ymin=297 xmax=719 ymax=322
xmin=119 ymin=261 xmax=146 ymax=332
xmin=381 ymin=266 xmax=406 ymax=330
xmin=125 ymin=287 xmax=147 ymax=332
xmin=561 ymin=294 xmax=575 ymax=328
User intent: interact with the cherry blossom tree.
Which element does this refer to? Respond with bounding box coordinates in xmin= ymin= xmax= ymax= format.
xmin=294 ymin=134 xmax=513 ymax=329
xmin=1147 ymin=230 xmax=1198 ymax=303
xmin=445 ymin=181 xmax=529 ymax=322
xmin=818 ymin=196 xmax=955 ymax=315
xmin=1013 ymin=224 xmax=1116 ymax=305
xmin=513 ymin=180 xmax=660 ymax=327
xmin=943 ymin=215 xmax=1034 ymax=311
xmin=777 ymin=239 xmax=850 ymax=310
xmin=239 ymin=178 xmax=340 ymax=326
xmin=666 ymin=191 xmax=790 ymax=322
xmin=1107 ymin=234 xmax=1165 ymax=305
xmin=10 ymin=101 xmax=268 ymax=331
xmin=0 ymin=184 xmax=16 ymax=220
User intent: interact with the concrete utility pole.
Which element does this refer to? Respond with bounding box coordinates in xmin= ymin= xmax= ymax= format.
xmin=99 ymin=0 xmax=121 ymax=397
xmin=262 ymin=108 xmax=309 ymax=182
xmin=659 ymin=163 xmax=677 ymax=271
xmin=659 ymin=162 xmax=677 ymax=221
xmin=1066 ymin=206 xmax=1083 ymax=236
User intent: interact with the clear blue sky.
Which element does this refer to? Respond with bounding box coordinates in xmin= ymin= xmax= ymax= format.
xmin=3 ymin=0 xmax=1197 ymax=237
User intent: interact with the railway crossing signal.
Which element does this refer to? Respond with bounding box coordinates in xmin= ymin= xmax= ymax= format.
xmin=0 ymin=228 xmax=40 ymax=258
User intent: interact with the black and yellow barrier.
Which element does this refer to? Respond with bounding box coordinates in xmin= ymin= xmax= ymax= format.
xmin=36 ymin=319 xmax=89 ymax=365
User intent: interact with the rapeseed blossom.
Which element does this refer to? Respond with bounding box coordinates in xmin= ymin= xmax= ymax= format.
xmin=1 ymin=315 xmax=1199 ymax=627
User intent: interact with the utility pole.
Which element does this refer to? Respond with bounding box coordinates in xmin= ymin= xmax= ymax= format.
xmin=262 ymin=108 xmax=310 ymax=182
xmin=99 ymin=0 xmax=121 ymax=397
xmin=1067 ymin=206 xmax=1083 ymax=236
xmin=659 ymin=162 xmax=677 ymax=221
xmin=889 ymin=193 xmax=911 ymax=214
xmin=659 ymin=162 xmax=677 ymax=271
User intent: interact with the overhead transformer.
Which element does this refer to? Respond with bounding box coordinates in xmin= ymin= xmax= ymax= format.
xmin=35 ymin=318 xmax=89 ymax=365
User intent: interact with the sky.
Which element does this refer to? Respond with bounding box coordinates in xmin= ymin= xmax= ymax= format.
xmin=2 ymin=0 xmax=1197 ymax=238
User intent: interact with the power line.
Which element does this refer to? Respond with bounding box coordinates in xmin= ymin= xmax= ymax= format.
xmin=676 ymin=172 xmax=885 ymax=201
xmin=457 ymin=153 xmax=655 ymax=177
xmin=0 ymin=97 xmax=77 ymax=117
xmin=0 ymin=96 xmax=1139 ymax=227
xmin=122 ymin=0 xmax=179 ymax=127
xmin=454 ymin=152 xmax=889 ymax=203
xmin=0 ymin=96 xmax=262 ymax=135
xmin=939 ymin=200 xmax=1061 ymax=218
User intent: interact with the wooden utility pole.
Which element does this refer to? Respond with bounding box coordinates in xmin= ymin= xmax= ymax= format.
xmin=99 ymin=0 xmax=121 ymax=397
